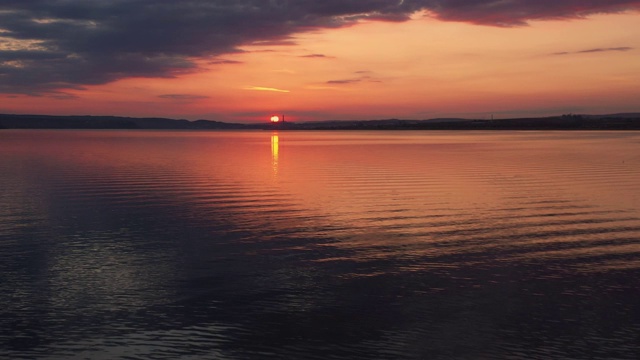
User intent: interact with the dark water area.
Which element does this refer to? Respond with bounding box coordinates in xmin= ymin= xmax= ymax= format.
xmin=1 ymin=130 xmax=639 ymax=359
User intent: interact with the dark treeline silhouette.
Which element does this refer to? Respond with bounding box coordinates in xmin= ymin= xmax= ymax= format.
xmin=283 ymin=114 xmax=640 ymax=130
xmin=2 ymin=113 xmax=640 ymax=131
xmin=0 ymin=114 xmax=245 ymax=130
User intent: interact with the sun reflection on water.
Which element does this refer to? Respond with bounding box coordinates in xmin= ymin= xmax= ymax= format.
xmin=271 ymin=133 xmax=279 ymax=176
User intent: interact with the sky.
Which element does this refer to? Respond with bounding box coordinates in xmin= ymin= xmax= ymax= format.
xmin=1 ymin=0 xmax=639 ymax=123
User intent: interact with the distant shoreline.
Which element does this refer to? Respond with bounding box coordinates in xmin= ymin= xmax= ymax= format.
xmin=2 ymin=113 xmax=640 ymax=131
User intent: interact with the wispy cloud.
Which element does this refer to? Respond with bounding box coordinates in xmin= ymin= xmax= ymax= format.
xmin=244 ymin=86 xmax=290 ymax=93
xmin=553 ymin=47 xmax=633 ymax=55
xmin=158 ymin=94 xmax=209 ymax=100
xmin=299 ymin=54 xmax=333 ymax=58
xmin=208 ymin=59 xmax=244 ymax=65
xmin=327 ymin=78 xmax=362 ymax=85
xmin=577 ymin=47 xmax=633 ymax=53
xmin=326 ymin=75 xmax=382 ymax=85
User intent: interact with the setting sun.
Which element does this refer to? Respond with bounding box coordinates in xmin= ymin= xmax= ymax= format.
xmin=270 ymin=116 xmax=280 ymax=123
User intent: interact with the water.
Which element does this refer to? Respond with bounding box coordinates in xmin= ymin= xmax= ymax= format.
xmin=1 ymin=130 xmax=639 ymax=359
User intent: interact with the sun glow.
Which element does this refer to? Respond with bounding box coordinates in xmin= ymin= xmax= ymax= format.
xmin=270 ymin=116 xmax=280 ymax=123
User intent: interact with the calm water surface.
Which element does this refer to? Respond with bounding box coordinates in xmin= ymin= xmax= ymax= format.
xmin=1 ymin=130 xmax=640 ymax=359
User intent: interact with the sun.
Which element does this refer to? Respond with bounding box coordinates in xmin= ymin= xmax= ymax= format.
xmin=270 ymin=116 xmax=280 ymax=123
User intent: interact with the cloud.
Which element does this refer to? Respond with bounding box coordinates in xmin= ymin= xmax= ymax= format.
xmin=244 ymin=86 xmax=290 ymax=93
xmin=424 ymin=0 xmax=640 ymax=27
xmin=553 ymin=46 xmax=633 ymax=55
xmin=299 ymin=53 xmax=333 ymax=58
xmin=1 ymin=1 xmax=639 ymax=94
xmin=577 ymin=46 xmax=633 ymax=53
xmin=208 ymin=59 xmax=244 ymax=65
xmin=158 ymin=94 xmax=210 ymax=100
xmin=327 ymin=75 xmax=382 ymax=85
xmin=327 ymin=78 xmax=363 ymax=85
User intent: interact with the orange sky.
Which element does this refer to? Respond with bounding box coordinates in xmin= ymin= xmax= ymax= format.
xmin=2 ymin=11 xmax=639 ymax=123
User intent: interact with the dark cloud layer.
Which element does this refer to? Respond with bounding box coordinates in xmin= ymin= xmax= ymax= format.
xmin=1 ymin=0 xmax=639 ymax=95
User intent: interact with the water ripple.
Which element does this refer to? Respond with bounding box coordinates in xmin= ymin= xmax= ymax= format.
xmin=1 ymin=130 xmax=639 ymax=359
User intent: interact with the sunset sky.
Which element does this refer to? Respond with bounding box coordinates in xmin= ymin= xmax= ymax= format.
xmin=1 ymin=1 xmax=639 ymax=123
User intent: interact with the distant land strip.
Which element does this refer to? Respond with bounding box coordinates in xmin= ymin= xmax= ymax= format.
xmin=1 ymin=113 xmax=640 ymax=131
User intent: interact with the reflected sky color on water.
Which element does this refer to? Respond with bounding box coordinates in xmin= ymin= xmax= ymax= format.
xmin=1 ymin=130 xmax=640 ymax=359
